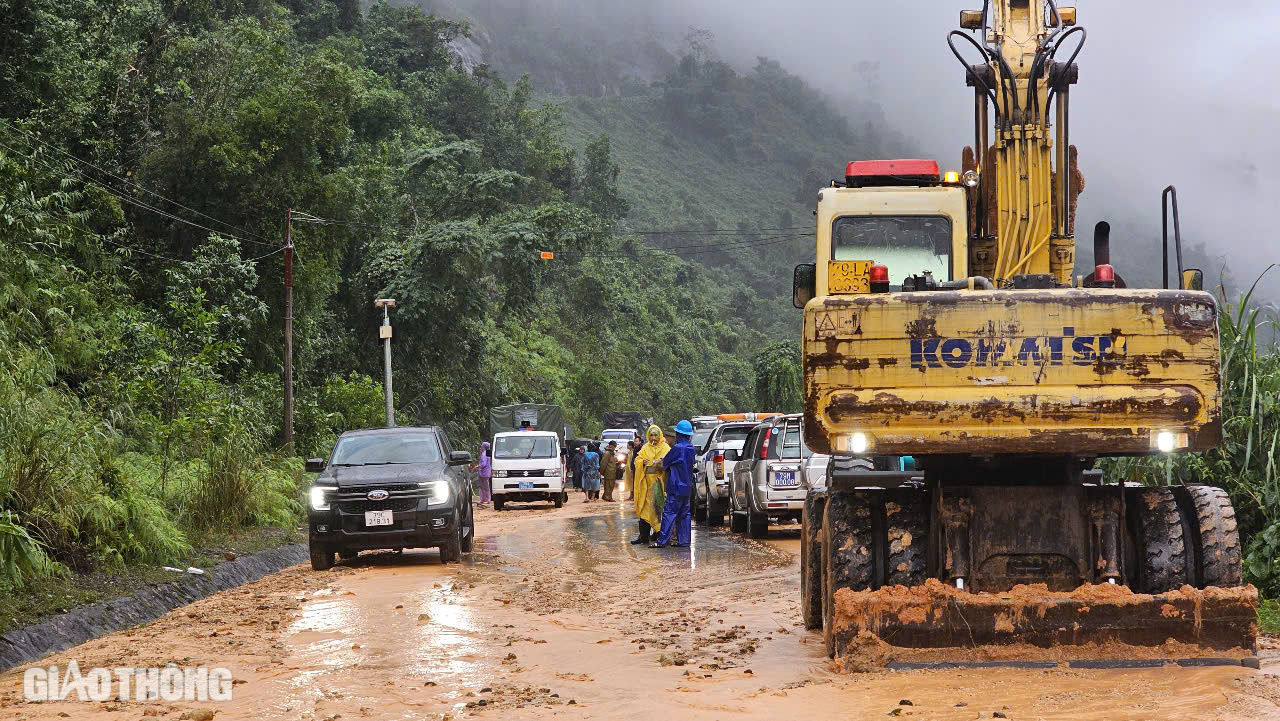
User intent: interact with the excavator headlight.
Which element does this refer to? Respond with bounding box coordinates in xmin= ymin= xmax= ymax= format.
xmin=1152 ymin=430 xmax=1188 ymax=453
xmin=963 ymin=169 xmax=980 ymax=188
xmin=844 ymin=432 xmax=870 ymax=455
xmin=960 ymin=10 xmax=984 ymax=29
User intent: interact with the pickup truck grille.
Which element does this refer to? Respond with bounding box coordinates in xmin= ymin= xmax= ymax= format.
xmin=339 ymin=498 xmax=419 ymax=514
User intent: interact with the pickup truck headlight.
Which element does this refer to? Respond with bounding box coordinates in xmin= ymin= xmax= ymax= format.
xmin=309 ymin=486 xmax=332 ymax=511
xmin=419 ymin=480 xmax=451 ymax=504
xmin=493 ymin=469 xmax=508 ymax=478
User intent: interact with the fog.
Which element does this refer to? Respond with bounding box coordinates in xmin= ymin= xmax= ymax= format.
xmin=438 ymin=0 xmax=1280 ymax=296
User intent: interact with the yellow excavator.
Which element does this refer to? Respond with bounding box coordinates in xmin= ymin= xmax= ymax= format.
xmin=794 ymin=1 xmax=1257 ymax=664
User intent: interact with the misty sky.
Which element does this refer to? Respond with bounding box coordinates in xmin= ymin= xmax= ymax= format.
xmin=646 ymin=0 xmax=1278 ymax=289
xmin=439 ymin=0 xmax=1278 ymax=293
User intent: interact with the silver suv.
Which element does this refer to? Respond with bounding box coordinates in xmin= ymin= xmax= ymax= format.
xmin=694 ymin=421 xmax=757 ymax=526
xmin=729 ymin=414 xmax=810 ymax=538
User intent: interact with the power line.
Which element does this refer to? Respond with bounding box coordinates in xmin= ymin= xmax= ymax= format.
xmin=562 ymin=232 xmax=812 ymax=259
xmin=0 ymin=134 xmax=278 ymax=260
xmin=290 ymin=209 xmax=814 ymax=263
xmin=11 ymin=206 xmax=285 ymax=268
xmin=292 ymin=210 xmax=814 ymax=239
xmin=0 ymin=122 xmax=275 ymax=247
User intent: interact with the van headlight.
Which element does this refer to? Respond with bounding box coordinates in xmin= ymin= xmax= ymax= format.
xmin=419 ymin=481 xmax=451 ymax=504
xmin=309 ymin=486 xmax=332 ymax=511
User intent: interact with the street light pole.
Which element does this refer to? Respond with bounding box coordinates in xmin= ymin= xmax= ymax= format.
xmin=375 ymin=298 xmax=396 ymax=427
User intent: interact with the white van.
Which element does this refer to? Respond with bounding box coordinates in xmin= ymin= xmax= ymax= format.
xmin=491 ymin=431 xmax=567 ymax=510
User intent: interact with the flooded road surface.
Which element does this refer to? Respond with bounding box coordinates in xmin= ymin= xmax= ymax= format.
xmin=2 ymin=499 xmax=1278 ymax=720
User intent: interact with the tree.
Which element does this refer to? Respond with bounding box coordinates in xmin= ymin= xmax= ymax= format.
xmin=576 ymin=135 xmax=629 ymax=222
xmin=753 ymin=341 xmax=802 ymax=414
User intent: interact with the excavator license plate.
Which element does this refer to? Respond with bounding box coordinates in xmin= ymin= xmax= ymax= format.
xmin=828 ymin=260 xmax=872 ymax=294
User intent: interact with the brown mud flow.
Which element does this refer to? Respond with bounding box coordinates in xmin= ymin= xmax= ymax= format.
xmin=831 ymin=579 xmax=1259 ymax=665
xmin=1 ymin=501 xmax=1277 ymax=721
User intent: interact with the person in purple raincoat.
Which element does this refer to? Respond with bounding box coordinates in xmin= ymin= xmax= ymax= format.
xmin=473 ymin=441 xmax=492 ymax=507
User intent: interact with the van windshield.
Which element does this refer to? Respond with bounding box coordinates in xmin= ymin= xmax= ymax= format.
xmin=494 ymin=435 xmax=558 ymax=459
xmin=602 ymin=430 xmax=634 ymax=440
xmin=331 ymin=433 xmax=441 ymax=466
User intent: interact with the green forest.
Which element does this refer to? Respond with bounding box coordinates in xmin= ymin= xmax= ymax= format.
xmin=0 ymin=0 xmax=1277 ymax=630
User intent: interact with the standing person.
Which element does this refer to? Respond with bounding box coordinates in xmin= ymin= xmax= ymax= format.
xmin=601 ymin=441 xmax=620 ymax=502
xmin=472 ymin=441 xmax=492 ymax=508
xmin=653 ymin=420 xmax=697 ymax=548
xmin=570 ymin=445 xmax=584 ymax=490
xmin=581 ymin=443 xmax=602 ymax=502
xmin=630 ymin=425 xmax=670 ymax=545
xmin=623 ymin=438 xmax=640 ymax=502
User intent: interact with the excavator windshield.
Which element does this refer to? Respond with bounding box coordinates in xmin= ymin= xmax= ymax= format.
xmin=832 ymin=215 xmax=952 ymax=282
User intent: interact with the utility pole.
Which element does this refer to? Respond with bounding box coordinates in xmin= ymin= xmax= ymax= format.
xmin=283 ymin=208 xmax=295 ymax=454
xmin=375 ymin=298 xmax=396 ymax=427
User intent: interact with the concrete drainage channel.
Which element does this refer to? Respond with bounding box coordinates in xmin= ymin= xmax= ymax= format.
xmin=0 ymin=543 xmax=308 ymax=673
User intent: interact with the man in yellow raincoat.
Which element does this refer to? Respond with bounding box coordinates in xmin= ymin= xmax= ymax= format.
xmin=630 ymin=425 xmax=670 ymax=545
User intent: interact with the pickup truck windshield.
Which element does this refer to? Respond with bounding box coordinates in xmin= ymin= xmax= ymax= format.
xmin=494 ymin=435 xmax=558 ymax=459
xmin=331 ymin=433 xmax=442 ymax=465
xmin=718 ymin=426 xmax=754 ymax=444
xmin=833 ymin=215 xmax=951 ymax=282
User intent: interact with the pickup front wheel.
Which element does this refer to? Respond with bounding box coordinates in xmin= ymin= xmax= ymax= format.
xmin=309 ymin=541 xmax=335 ymax=571
xmin=440 ymin=518 xmax=463 ymax=564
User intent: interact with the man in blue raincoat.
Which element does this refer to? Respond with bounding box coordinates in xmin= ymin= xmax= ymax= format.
xmin=652 ymin=420 xmax=697 ymax=548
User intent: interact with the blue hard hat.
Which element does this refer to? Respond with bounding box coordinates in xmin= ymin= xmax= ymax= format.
xmin=674 ymin=419 xmax=694 ymax=436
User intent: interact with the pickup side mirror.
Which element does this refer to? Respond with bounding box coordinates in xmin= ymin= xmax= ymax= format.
xmin=305 ymin=458 xmax=326 ymax=473
xmin=1182 ymin=268 xmax=1204 ymax=291
xmin=793 ymin=263 xmax=816 ymax=309
xmin=449 ymin=450 xmax=473 ymax=466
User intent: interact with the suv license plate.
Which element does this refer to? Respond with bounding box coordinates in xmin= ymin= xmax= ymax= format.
xmin=518 ymin=481 xmax=534 ymax=489
xmin=364 ymin=510 xmax=394 ymax=527
xmin=773 ymin=471 xmax=798 ymax=487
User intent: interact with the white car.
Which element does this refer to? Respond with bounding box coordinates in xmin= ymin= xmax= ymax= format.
xmin=490 ymin=431 xmax=567 ymax=510
xmin=600 ymin=428 xmax=639 ymax=447
xmin=693 ymin=421 xmax=758 ymax=526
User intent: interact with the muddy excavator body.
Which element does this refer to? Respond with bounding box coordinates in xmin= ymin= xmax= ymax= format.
xmin=793 ymin=1 xmax=1255 ymax=664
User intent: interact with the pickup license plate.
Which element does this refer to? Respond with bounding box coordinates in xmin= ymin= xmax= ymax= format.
xmin=518 ymin=481 xmax=534 ymax=489
xmin=364 ymin=510 xmax=394 ymax=527
xmin=828 ymin=260 xmax=872 ymax=294
xmin=773 ymin=471 xmax=798 ymax=487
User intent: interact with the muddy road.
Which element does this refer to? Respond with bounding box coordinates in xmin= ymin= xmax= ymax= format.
xmin=3 ymin=500 xmax=1278 ymax=720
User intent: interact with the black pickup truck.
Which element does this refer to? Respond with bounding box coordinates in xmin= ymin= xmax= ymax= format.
xmin=304 ymin=426 xmax=475 ymax=570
